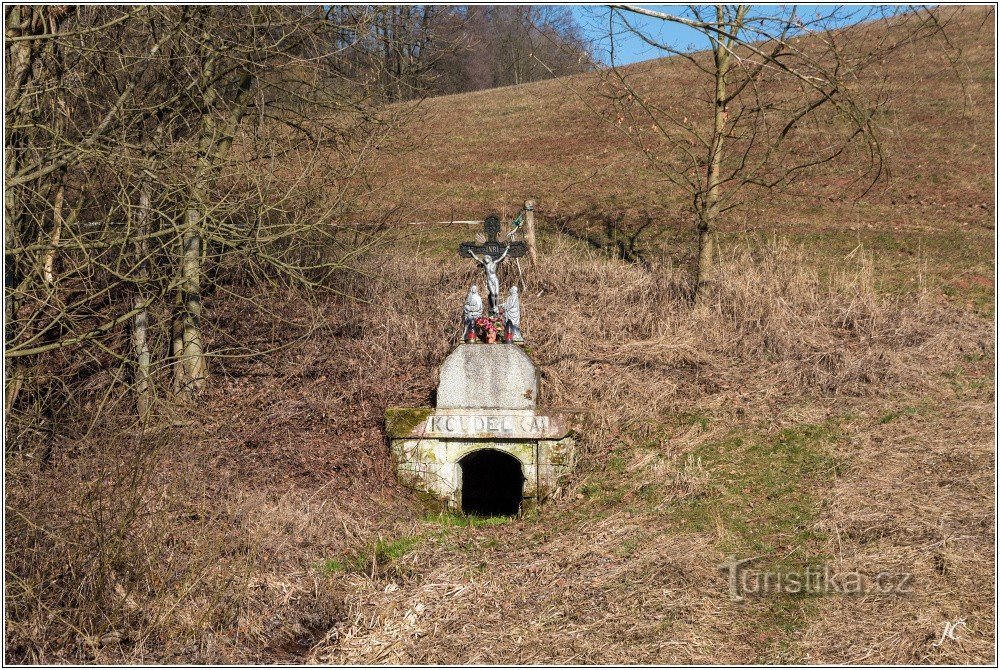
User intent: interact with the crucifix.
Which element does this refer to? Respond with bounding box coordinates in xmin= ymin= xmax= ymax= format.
xmin=459 ymin=214 xmax=527 ymax=316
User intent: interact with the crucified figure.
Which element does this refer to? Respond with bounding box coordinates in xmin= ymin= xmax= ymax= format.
xmin=468 ymin=244 xmax=510 ymax=315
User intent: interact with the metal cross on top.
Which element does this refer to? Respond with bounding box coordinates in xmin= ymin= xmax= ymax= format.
xmin=458 ymin=214 xmax=527 ymax=261
xmin=459 ymin=214 xmax=527 ymax=316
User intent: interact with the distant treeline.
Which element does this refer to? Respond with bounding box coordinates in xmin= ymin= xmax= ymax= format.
xmin=330 ymin=5 xmax=595 ymax=101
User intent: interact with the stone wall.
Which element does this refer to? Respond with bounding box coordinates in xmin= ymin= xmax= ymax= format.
xmin=386 ymin=344 xmax=581 ymax=512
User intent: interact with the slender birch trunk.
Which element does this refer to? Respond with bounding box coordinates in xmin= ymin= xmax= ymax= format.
xmin=523 ymin=199 xmax=538 ymax=267
xmin=4 ymin=5 xmax=38 ymax=417
xmin=133 ymin=180 xmax=153 ymax=417
xmin=172 ymin=38 xmax=255 ymax=397
xmin=42 ymin=184 xmax=64 ymax=284
xmin=175 ymin=202 xmax=207 ymax=395
xmin=172 ymin=28 xmax=217 ymax=398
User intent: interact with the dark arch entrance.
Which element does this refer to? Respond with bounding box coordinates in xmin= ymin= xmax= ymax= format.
xmin=459 ymin=449 xmax=525 ymax=516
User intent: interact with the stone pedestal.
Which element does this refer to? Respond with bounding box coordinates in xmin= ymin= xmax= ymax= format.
xmin=386 ymin=343 xmax=580 ymax=512
xmin=437 ymin=344 xmax=538 ymax=409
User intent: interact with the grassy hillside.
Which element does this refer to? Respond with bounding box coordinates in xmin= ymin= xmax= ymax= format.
xmin=375 ymin=7 xmax=994 ymax=312
xmin=6 ymin=6 xmax=994 ymax=665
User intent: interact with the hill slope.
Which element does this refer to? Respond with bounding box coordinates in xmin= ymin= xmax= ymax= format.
xmin=6 ymin=7 xmax=994 ymax=665
xmin=375 ymin=6 xmax=994 ymax=310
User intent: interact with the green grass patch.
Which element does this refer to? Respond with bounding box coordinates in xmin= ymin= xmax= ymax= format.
xmin=615 ymin=535 xmax=643 ymax=559
xmin=576 ymin=420 xmax=844 ymax=660
xmin=663 ymin=421 xmax=841 ymax=557
xmin=374 ymin=535 xmax=420 ymax=560
xmin=944 ymin=363 xmax=994 ymax=394
xmin=321 ymin=557 xmax=357 ymax=574
xmin=579 ymin=479 xmax=627 ymax=506
xmin=657 ymin=421 xmax=844 ymax=661
xmin=322 ymin=534 xmax=422 ymax=576
xmin=878 ymin=405 xmax=919 ymax=424
xmin=672 ymin=410 xmax=712 ymax=430
xmin=608 ymin=455 xmax=627 ymax=473
xmin=745 ymin=595 xmax=825 ymax=663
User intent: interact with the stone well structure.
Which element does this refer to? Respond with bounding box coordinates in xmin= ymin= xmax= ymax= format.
xmin=386 ymin=343 xmax=580 ymax=513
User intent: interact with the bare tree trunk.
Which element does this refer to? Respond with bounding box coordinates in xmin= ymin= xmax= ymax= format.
xmin=133 ymin=179 xmax=153 ymax=417
xmin=172 ymin=59 xmax=256 ymax=398
xmin=4 ymin=172 xmax=23 ymax=416
xmin=523 ymin=199 xmax=538 ymax=267
xmin=42 ymin=184 xmax=64 ymax=284
xmin=4 ymin=5 xmax=41 ymax=417
xmin=175 ymin=202 xmax=207 ymax=395
xmin=172 ymin=35 xmax=217 ymax=398
xmin=695 ymin=9 xmax=736 ymax=302
xmin=4 ymin=198 xmax=23 ymax=417
xmin=171 ymin=288 xmax=184 ymax=384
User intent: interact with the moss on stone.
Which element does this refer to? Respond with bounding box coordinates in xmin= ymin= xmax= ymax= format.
xmin=507 ymin=441 xmax=537 ymax=461
xmin=413 ymin=488 xmax=450 ymax=512
xmin=385 ymin=407 xmax=433 ymax=436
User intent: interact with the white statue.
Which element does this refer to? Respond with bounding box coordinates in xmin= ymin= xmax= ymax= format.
xmin=504 ymin=286 xmax=522 ymax=342
xmin=468 ymin=244 xmax=510 ymax=315
xmin=463 ymin=284 xmax=483 ymax=331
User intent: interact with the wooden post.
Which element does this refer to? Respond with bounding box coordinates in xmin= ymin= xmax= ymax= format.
xmin=523 ymin=199 xmax=538 ymax=267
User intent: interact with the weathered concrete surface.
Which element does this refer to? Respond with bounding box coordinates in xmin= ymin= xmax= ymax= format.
xmin=387 ymin=408 xmax=580 ymax=509
xmin=391 ymin=438 xmax=543 ymax=501
xmin=386 ymin=407 xmax=577 ymax=440
xmin=389 ymin=435 xmax=578 ymax=509
xmin=436 ymin=344 xmax=539 ymax=409
xmin=387 ymin=344 xmax=581 ymax=511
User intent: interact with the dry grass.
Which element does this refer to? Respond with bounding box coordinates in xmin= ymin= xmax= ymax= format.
xmin=5 ymin=6 xmax=995 ymax=665
xmin=371 ymin=6 xmax=994 ymax=313
xmin=799 ymin=397 xmax=995 ymax=663
xmin=5 ymin=229 xmax=993 ymax=663
xmin=299 ymin=233 xmax=991 ymax=664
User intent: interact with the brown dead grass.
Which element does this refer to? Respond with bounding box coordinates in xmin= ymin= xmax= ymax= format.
xmin=5 ymin=6 xmax=995 ymax=665
xmin=371 ymin=6 xmax=994 ymax=312
xmin=312 ymin=231 xmax=991 ymax=664
xmin=800 ymin=396 xmax=995 ymax=663
xmin=300 ymin=233 xmax=990 ymax=665
xmin=5 ymin=229 xmax=993 ymax=663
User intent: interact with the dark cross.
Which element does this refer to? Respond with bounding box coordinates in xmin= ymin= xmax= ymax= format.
xmin=458 ymin=214 xmax=527 ymax=261
xmin=459 ymin=214 xmax=527 ymax=316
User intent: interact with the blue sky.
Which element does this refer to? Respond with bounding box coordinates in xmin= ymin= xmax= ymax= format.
xmin=573 ymin=5 xmax=710 ymax=65
xmin=571 ymin=5 xmax=906 ymax=66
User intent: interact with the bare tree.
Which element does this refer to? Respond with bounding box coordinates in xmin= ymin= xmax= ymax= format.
xmin=4 ymin=5 xmax=407 ymax=435
xmin=426 ymin=6 xmax=594 ymax=95
xmin=602 ymin=5 xmax=947 ymax=299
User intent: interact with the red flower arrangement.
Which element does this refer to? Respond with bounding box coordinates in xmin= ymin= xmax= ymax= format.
xmin=473 ymin=313 xmax=506 ymax=344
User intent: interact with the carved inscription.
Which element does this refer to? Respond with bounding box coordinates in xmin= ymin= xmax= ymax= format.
xmin=426 ymin=414 xmax=550 ymax=435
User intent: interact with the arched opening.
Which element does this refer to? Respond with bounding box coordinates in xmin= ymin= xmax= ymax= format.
xmin=459 ymin=449 xmax=524 ymax=516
